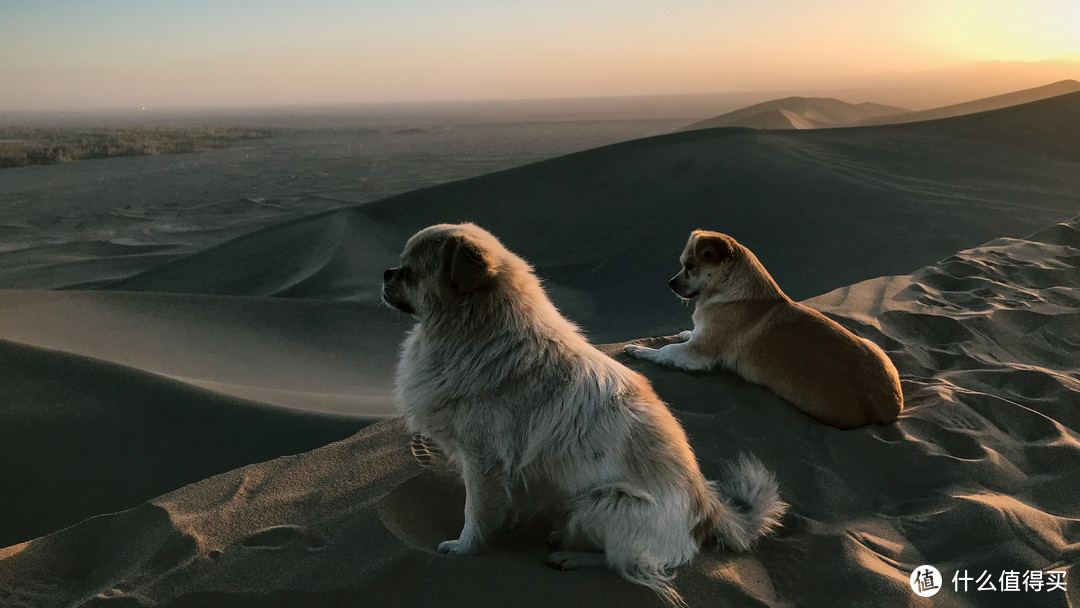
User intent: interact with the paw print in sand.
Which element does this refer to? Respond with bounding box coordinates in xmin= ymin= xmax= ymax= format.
xmin=410 ymin=434 xmax=447 ymax=469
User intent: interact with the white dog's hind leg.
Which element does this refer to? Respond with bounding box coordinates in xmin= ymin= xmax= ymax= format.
xmin=623 ymin=342 xmax=711 ymax=372
xmin=677 ymin=330 xmax=693 ymax=342
xmin=564 ymin=484 xmax=690 ymax=606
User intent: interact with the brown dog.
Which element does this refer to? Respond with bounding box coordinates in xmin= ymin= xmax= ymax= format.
xmin=625 ymin=230 xmax=902 ymax=429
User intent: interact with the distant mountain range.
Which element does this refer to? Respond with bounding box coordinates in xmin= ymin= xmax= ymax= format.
xmin=680 ymin=79 xmax=1080 ymax=131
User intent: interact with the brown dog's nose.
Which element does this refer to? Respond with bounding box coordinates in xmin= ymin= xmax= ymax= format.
xmin=383 ymin=268 xmax=397 ymax=282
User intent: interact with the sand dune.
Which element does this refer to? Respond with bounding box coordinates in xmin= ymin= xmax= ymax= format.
xmin=0 ymin=118 xmax=686 ymax=293
xmin=94 ymin=92 xmax=1080 ymax=343
xmin=0 ymin=291 xmax=400 ymax=547
xmin=773 ymin=55 xmax=1080 ymax=109
xmin=855 ymin=79 xmax=1080 ymax=126
xmin=680 ymin=81 xmax=1080 ymax=133
xmin=0 ymin=338 xmax=370 ymax=548
xmin=679 ymin=97 xmax=908 ymax=131
xmin=2 ymin=217 xmax=1077 ymax=607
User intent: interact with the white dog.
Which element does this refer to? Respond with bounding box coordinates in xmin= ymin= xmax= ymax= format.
xmin=625 ymin=230 xmax=903 ymax=428
xmin=382 ymin=223 xmax=786 ymax=604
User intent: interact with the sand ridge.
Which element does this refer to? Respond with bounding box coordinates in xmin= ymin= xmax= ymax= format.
xmin=0 ymin=290 xmax=404 ymax=416
xmin=679 ymin=96 xmax=909 ymax=130
xmin=0 ymin=337 xmax=372 ymax=549
xmin=855 ymin=80 xmax=1080 ymax=127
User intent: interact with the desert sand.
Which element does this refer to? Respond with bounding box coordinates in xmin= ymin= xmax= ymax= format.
xmin=679 ymin=97 xmax=908 ymax=131
xmin=679 ymin=80 xmax=1080 ymax=132
xmin=1 ymin=91 xmax=1079 ymax=607
xmin=855 ymin=80 xmax=1080 ymax=127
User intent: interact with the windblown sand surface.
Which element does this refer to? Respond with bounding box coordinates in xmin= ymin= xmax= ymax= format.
xmin=1 ymin=92 xmax=1079 ymax=607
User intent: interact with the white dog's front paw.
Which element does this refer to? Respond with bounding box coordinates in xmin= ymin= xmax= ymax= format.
xmin=677 ymin=330 xmax=693 ymax=342
xmin=623 ymin=344 xmax=646 ymax=357
xmin=437 ymin=539 xmax=478 ymax=556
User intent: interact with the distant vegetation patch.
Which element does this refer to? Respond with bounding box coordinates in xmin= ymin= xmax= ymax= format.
xmin=0 ymin=126 xmax=274 ymax=168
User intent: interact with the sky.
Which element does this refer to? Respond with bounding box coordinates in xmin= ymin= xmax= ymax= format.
xmin=1 ymin=0 xmax=1079 ymax=111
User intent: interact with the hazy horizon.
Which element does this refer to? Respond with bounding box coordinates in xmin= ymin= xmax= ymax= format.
xmin=3 ymin=1 xmax=1079 ymax=113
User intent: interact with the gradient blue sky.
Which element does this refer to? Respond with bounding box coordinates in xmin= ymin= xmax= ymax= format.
xmin=1 ymin=0 xmax=1078 ymax=110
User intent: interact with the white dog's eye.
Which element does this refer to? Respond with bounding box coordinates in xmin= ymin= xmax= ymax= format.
xmin=684 ymin=263 xmax=695 ymax=272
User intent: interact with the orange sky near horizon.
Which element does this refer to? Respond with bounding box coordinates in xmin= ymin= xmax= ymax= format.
xmin=1 ymin=0 xmax=1078 ymax=111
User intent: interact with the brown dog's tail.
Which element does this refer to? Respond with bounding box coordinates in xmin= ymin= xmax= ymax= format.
xmin=694 ymin=453 xmax=786 ymax=551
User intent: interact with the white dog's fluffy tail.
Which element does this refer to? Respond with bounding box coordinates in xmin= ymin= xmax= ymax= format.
xmin=698 ymin=453 xmax=786 ymax=552
xmin=614 ymin=560 xmax=685 ymax=607
xmin=618 ymin=454 xmax=785 ymax=606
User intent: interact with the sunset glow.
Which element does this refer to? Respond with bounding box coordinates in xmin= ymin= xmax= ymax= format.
xmin=1 ymin=0 xmax=1078 ymax=111
xmin=912 ymin=0 xmax=1080 ymax=62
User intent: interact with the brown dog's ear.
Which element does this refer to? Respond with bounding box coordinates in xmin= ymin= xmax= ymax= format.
xmin=693 ymin=233 xmax=736 ymax=262
xmin=447 ymin=234 xmax=497 ymax=292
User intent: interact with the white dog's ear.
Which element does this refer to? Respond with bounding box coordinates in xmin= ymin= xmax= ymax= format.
xmin=693 ymin=233 xmax=736 ymax=262
xmin=447 ymin=235 xmax=497 ymax=292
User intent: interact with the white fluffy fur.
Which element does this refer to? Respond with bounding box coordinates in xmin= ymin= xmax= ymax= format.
xmin=382 ymin=223 xmax=787 ymax=605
